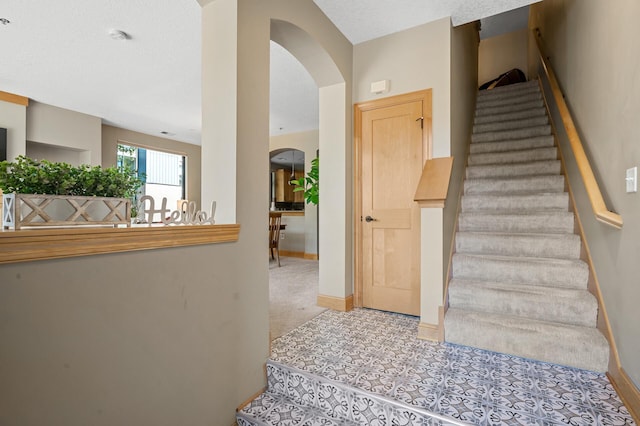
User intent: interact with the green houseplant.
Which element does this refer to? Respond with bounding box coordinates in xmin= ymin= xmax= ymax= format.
xmin=0 ymin=155 xmax=143 ymax=198
xmin=0 ymin=156 xmax=144 ymax=229
xmin=291 ymin=156 xmax=318 ymax=205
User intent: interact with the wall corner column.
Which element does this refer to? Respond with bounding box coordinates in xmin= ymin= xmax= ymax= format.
xmin=201 ymin=0 xmax=238 ymax=223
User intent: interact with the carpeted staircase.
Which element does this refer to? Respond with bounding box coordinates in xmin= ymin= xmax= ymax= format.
xmin=444 ymin=80 xmax=610 ymax=372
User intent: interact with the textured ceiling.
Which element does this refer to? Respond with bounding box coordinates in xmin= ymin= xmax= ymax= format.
xmin=0 ymin=0 xmax=539 ymax=147
xmin=312 ymin=0 xmax=538 ymax=44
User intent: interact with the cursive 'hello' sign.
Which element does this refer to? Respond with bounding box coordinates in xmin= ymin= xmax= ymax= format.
xmin=136 ymin=196 xmax=216 ymax=225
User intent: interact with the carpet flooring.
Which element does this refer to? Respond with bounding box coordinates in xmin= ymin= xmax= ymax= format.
xmin=269 ymin=256 xmax=326 ymax=339
xmin=446 ymin=80 xmax=609 ymax=372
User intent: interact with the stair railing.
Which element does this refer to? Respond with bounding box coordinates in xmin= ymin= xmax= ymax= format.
xmin=533 ymin=28 xmax=622 ymax=229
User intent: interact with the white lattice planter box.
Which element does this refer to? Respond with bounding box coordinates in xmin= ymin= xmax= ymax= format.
xmin=2 ymin=193 xmax=131 ymax=230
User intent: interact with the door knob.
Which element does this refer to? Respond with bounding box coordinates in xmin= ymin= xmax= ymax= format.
xmin=365 ymin=215 xmax=377 ymax=222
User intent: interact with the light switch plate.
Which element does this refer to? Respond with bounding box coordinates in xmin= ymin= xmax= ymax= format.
xmin=370 ymin=80 xmax=389 ymax=94
xmin=626 ymin=167 xmax=637 ymax=193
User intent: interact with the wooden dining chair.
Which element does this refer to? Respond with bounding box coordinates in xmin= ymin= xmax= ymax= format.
xmin=269 ymin=212 xmax=282 ymax=267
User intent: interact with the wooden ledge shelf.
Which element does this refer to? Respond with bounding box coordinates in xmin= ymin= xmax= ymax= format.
xmin=0 ymin=224 xmax=240 ymax=264
xmin=414 ymin=157 xmax=454 ymax=208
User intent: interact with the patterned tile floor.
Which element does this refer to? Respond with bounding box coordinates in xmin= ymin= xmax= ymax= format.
xmin=269 ymin=308 xmax=634 ymax=425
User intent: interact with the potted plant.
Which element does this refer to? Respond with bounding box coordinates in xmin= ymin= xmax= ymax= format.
xmin=291 ymin=156 xmax=318 ymax=205
xmin=0 ymin=156 xmax=144 ymax=230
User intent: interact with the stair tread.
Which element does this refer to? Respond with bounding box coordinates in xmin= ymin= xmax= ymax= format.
xmin=462 ymin=191 xmax=568 ymax=198
xmin=465 ymin=174 xmax=563 ymax=182
xmin=476 ymin=94 xmax=542 ymax=109
xmin=458 ymin=211 xmax=575 ymax=234
xmin=452 ymin=252 xmax=588 ymax=289
xmin=473 ymin=116 xmax=549 ymax=134
xmin=475 ymin=100 xmax=545 ymax=117
xmin=237 ymin=389 xmax=360 ymax=426
xmin=477 ymin=89 xmax=540 ymax=102
xmin=445 ymin=308 xmax=610 ymax=372
xmin=454 ymin=252 xmax=586 ymax=266
xmin=459 ymin=211 xmax=573 ymax=217
xmin=448 ymin=278 xmax=598 ymax=327
xmin=473 ymin=107 xmax=547 ymax=125
xmin=464 ymin=174 xmax=565 ymax=193
xmin=456 ymin=230 xmax=581 ymax=259
xmin=468 ymin=147 xmax=558 ymax=165
xmin=471 ymin=125 xmax=551 ymax=143
xmin=456 ymin=230 xmax=579 ymax=239
xmin=461 ymin=192 xmax=569 ymax=212
xmin=450 ymin=277 xmax=594 ymax=297
xmin=469 ymin=136 xmax=555 ymax=154
xmin=466 ymin=159 xmax=561 ymax=175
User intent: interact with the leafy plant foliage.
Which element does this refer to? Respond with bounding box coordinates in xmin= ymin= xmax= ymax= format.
xmin=291 ymin=156 xmax=318 ymax=205
xmin=0 ymin=156 xmax=144 ymax=199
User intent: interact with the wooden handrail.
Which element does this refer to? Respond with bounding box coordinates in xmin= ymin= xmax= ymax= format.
xmin=0 ymin=90 xmax=29 ymax=106
xmin=533 ymin=29 xmax=622 ymax=229
xmin=414 ymin=157 xmax=454 ymax=208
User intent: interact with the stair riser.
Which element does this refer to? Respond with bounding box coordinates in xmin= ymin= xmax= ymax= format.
xmin=472 ymin=125 xmax=551 ymax=143
xmin=464 ymin=176 xmax=565 ymax=194
xmin=263 ymin=361 xmax=441 ymax=424
xmin=473 ymin=107 xmax=547 ymax=125
xmin=461 ymin=193 xmax=568 ymax=212
xmin=476 ymin=92 xmax=542 ymax=109
xmin=469 ymin=136 xmax=555 ymax=154
xmin=452 ymin=254 xmax=588 ymax=289
xmin=473 ymin=116 xmax=548 ymax=134
xmin=458 ymin=213 xmax=575 ymax=234
xmin=476 ymin=100 xmax=544 ymax=117
xmin=468 ymin=147 xmax=557 ymax=166
xmin=466 ymin=161 xmax=561 ymax=179
xmin=444 ymin=309 xmax=609 ymax=372
xmin=448 ymin=282 xmax=598 ymax=327
xmin=455 ymin=233 xmax=581 ymax=259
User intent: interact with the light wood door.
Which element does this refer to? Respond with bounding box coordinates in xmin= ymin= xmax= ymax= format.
xmin=357 ymin=92 xmax=429 ymax=316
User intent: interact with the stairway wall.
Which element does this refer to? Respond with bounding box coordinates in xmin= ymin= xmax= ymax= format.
xmin=445 ymin=22 xmax=479 ymax=287
xmin=532 ymin=0 xmax=640 ymax=390
xmin=478 ymin=28 xmax=528 ymax=85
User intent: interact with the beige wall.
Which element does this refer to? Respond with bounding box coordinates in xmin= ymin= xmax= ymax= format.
xmin=531 ymin=0 xmax=640 ymax=388
xmin=0 ymin=243 xmax=255 ymax=425
xmin=270 ymin=130 xmax=319 ymax=255
xmin=478 ymin=28 xmax=528 ymax=85
xmin=26 ymin=101 xmax=102 ymax=165
xmin=26 ymin=141 xmax=85 ymax=166
xmin=0 ymin=99 xmax=27 ymax=161
xmin=353 ymin=17 xmax=452 ymax=158
xmin=102 ymin=125 xmax=202 ymax=210
xmin=445 ymin=22 xmax=479 ymax=290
